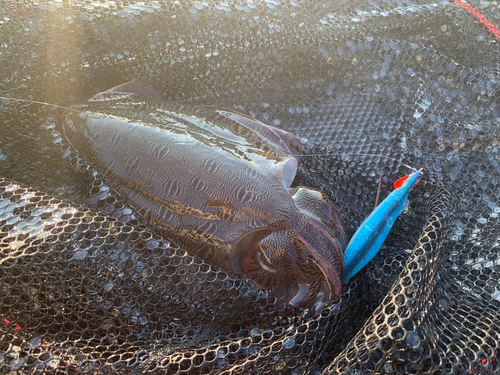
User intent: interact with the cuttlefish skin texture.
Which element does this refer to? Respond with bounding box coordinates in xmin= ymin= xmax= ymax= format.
xmin=65 ymin=80 xmax=346 ymax=313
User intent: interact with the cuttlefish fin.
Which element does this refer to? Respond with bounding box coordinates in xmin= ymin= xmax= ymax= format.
xmin=203 ymin=105 xmax=303 ymax=158
xmin=89 ymin=80 xmax=164 ymax=102
xmin=342 ymin=169 xmax=422 ymax=283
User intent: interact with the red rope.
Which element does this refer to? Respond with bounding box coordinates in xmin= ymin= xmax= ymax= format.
xmin=454 ymin=0 xmax=500 ymax=40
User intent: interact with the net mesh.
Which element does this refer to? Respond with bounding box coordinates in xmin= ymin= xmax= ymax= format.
xmin=1 ymin=0 xmax=499 ymax=374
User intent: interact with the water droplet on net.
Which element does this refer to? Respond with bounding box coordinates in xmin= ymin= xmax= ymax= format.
xmin=492 ymin=291 xmax=500 ymax=302
xmin=74 ymin=250 xmax=88 ymax=260
xmin=405 ymin=332 xmax=421 ymax=348
xmin=283 ymin=337 xmax=295 ymax=349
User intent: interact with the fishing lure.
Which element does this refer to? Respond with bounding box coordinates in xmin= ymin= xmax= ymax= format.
xmin=342 ymin=169 xmax=422 ymax=283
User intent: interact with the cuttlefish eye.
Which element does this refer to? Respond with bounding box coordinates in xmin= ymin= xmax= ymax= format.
xmin=231 ymin=187 xmax=346 ymax=314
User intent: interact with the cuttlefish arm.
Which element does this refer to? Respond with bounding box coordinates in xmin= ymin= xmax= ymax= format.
xmin=343 ymin=169 xmax=422 ymax=283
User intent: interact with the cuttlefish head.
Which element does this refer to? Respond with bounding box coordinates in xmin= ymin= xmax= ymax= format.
xmin=231 ymin=187 xmax=346 ymax=314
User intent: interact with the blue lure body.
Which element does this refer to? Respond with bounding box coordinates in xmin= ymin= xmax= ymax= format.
xmin=343 ymin=170 xmax=422 ymax=283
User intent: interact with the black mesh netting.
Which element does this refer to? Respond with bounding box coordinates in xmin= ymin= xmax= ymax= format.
xmin=1 ymin=0 xmax=500 ymax=374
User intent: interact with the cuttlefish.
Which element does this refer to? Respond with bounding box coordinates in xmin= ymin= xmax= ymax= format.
xmin=63 ymin=80 xmax=421 ymax=313
xmin=64 ymin=80 xmax=346 ymax=313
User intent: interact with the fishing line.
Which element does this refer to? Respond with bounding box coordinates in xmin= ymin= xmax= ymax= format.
xmin=297 ymin=152 xmax=421 ymax=174
xmin=0 ymin=96 xmax=84 ymax=114
xmin=1 ymin=95 xmax=422 ymax=175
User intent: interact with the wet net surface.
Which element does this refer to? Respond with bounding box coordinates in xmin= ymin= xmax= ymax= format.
xmin=1 ymin=0 xmax=500 ymax=373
